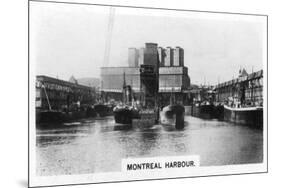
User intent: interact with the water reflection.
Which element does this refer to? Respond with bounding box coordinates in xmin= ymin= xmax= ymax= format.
xmin=36 ymin=115 xmax=263 ymax=176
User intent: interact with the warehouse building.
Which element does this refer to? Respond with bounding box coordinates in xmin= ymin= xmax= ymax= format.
xmin=36 ymin=75 xmax=96 ymax=110
xmin=214 ymin=69 xmax=263 ymax=106
xmin=100 ymin=43 xmax=191 ymax=106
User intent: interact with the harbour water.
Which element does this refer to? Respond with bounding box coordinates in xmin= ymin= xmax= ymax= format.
xmin=36 ymin=115 xmax=263 ymax=176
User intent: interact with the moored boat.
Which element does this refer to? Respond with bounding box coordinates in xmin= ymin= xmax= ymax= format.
xmin=113 ymin=105 xmax=140 ymax=124
xmin=223 ymin=105 xmax=263 ymax=129
xmin=191 ymin=102 xmax=224 ymax=120
xmin=94 ymin=103 xmax=113 ymax=117
xmin=36 ymin=109 xmax=90 ymax=128
xmin=160 ymin=104 xmax=185 ymax=129
xmin=36 ymin=83 xmax=96 ymax=126
xmin=113 ymin=72 xmax=141 ymax=125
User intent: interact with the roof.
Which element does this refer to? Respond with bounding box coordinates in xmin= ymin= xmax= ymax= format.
xmin=215 ymin=69 xmax=263 ymax=89
xmin=36 ymin=75 xmax=93 ymax=90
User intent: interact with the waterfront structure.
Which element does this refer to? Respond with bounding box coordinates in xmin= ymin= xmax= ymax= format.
xmin=128 ymin=48 xmax=139 ymax=67
xmin=158 ymin=47 xmax=165 ymax=67
xmin=214 ymin=69 xmax=263 ymax=128
xmin=214 ymin=69 xmax=263 ymax=106
xmin=100 ymin=67 xmax=141 ymax=100
xmin=144 ymin=43 xmax=159 ymax=66
xmin=36 ymin=75 xmax=96 ymax=110
xmin=173 ymin=47 xmax=184 ymax=66
xmin=164 ymin=47 xmax=174 ymax=66
xmin=138 ymin=47 xmax=145 ymax=66
xmin=140 ymin=43 xmax=159 ymax=108
xmin=100 ymin=43 xmax=191 ymax=106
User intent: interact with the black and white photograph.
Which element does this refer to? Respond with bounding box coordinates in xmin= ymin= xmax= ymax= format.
xmin=28 ymin=0 xmax=268 ymax=187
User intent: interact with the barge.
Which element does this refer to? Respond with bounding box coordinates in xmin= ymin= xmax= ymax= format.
xmin=224 ymin=105 xmax=263 ymax=129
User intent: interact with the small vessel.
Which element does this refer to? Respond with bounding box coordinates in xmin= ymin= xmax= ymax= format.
xmin=113 ymin=73 xmax=140 ymax=125
xmin=160 ymin=89 xmax=185 ymax=129
xmin=113 ymin=105 xmax=140 ymax=124
xmin=192 ymin=101 xmax=214 ymax=119
xmin=191 ymin=101 xmax=224 ymax=120
xmin=223 ymin=69 xmax=263 ymax=129
xmin=160 ymin=104 xmax=185 ymax=129
xmin=94 ymin=103 xmax=113 ymax=117
xmin=191 ymin=87 xmax=224 ymax=119
xmin=223 ymin=104 xmax=263 ymax=128
xmin=36 ymin=110 xmax=64 ymax=124
xmin=36 ymin=106 xmax=94 ymax=125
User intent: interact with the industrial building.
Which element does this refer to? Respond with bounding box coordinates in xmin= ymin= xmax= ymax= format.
xmin=173 ymin=47 xmax=184 ymax=66
xmin=164 ymin=47 xmax=174 ymax=66
xmin=158 ymin=47 xmax=165 ymax=67
xmin=100 ymin=43 xmax=191 ymax=106
xmin=128 ymin=48 xmax=139 ymax=67
xmin=214 ymin=69 xmax=263 ymax=106
xmin=36 ymin=75 xmax=96 ymax=110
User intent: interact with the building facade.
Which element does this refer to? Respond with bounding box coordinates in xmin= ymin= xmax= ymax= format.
xmin=138 ymin=47 xmax=145 ymax=66
xmin=158 ymin=47 xmax=165 ymax=67
xmin=128 ymin=48 xmax=139 ymax=67
xmin=100 ymin=43 xmax=191 ymax=106
xmin=215 ymin=70 xmax=263 ymax=106
xmin=36 ymin=75 xmax=96 ymax=110
xmin=173 ymin=47 xmax=184 ymax=66
xmin=164 ymin=47 xmax=174 ymax=66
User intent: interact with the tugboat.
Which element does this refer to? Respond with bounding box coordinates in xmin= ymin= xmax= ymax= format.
xmin=160 ymin=89 xmax=185 ymax=129
xmin=113 ymin=104 xmax=139 ymax=124
xmin=191 ymin=87 xmax=224 ymax=120
xmin=192 ymin=101 xmax=211 ymax=119
xmin=113 ymin=73 xmax=140 ymax=125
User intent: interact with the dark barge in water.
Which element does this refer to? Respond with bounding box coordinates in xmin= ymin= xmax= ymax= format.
xmin=113 ymin=105 xmax=140 ymax=124
xmin=94 ymin=103 xmax=114 ymax=117
xmin=191 ymin=102 xmax=224 ymax=120
xmin=36 ymin=105 xmax=97 ymax=125
xmin=223 ymin=105 xmax=263 ymax=129
xmin=160 ymin=104 xmax=185 ymax=129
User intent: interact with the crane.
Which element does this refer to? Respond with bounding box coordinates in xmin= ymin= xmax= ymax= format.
xmin=103 ymin=7 xmax=115 ymax=67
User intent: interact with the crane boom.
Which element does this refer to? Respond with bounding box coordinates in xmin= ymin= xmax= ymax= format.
xmin=103 ymin=7 xmax=115 ymax=67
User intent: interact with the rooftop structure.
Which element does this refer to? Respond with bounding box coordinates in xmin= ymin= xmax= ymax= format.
xmin=36 ymin=75 xmax=96 ymax=110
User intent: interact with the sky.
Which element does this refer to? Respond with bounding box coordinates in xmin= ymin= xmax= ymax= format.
xmin=30 ymin=1 xmax=266 ymax=85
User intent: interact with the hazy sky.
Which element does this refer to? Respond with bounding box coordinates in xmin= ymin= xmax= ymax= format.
xmin=30 ymin=1 xmax=266 ymax=85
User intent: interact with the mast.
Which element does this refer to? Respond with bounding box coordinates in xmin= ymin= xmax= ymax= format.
xmin=123 ymin=72 xmax=126 ymax=104
xmin=42 ymin=84 xmax=52 ymax=111
xmin=251 ymin=79 xmax=254 ymax=104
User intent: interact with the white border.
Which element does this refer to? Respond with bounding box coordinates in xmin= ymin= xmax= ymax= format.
xmin=28 ymin=1 xmax=268 ymax=187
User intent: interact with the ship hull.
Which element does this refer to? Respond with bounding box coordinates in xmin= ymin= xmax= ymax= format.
xmin=132 ymin=111 xmax=158 ymax=129
xmin=192 ymin=104 xmax=224 ymax=120
xmin=36 ymin=110 xmax=94 ymax=128
xmin=223 ymin=105 xmax=263 ymax=129
xmin=113 ymin=108 xmax=140 ymax=125
xmin=94 ymin=104 xmax=113 ymax=117
xmin=160 ymin=104 xmax=185 ymax=129
xmin=36 ymin=107 xmax=97 ymax=126
xmin=36 ymin=110 xmax=65 ymax=124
